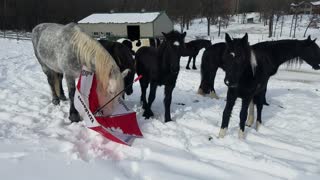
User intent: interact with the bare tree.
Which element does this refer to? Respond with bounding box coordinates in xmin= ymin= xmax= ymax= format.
xmin=200 ymin=0 xmax=216 ymax=36
xmin=304 ymin=15 xmax=318 ymax=37
xmin=256 ymin=0 xmax=291 ymax=38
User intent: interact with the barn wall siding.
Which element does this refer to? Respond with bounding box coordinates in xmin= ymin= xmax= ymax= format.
xmin=77 ymin=12 xmax=173 ymax=39
xmin=78 ymin=23 xmax=154 ymax=38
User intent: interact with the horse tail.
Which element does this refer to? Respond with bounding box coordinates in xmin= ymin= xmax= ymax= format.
xmin=70 ymin=27 xmax=122 ymax=94
xmin=199 ymin=48 xmax=213 ymax=94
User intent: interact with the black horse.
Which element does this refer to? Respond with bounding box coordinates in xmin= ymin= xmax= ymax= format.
xmin=198 ymin=42 xmax=268 ymax=103
xmin=199 ymin=37 xmax=320 ymax=102
xmin=181 ymin=39 xmax=212 ymax=70
xmin=98 ymin=39 xmax=135 ymax=96
xmin=121 ymin=39 xmax=135 ymax=55
xmin=135 ymin=30 xmax=186 ymax=123
xmin=121 ymin=38 xmax=162 ymax=55
xmin=218 ymin=33 xmax=320 ymax=139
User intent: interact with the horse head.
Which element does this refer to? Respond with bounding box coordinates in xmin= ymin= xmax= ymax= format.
xmin=223 ymin=33 xmax=252 ymax=88
xmin=113 ymin=43 xmax=136 ymax=95
xmin=121 ymin=39 xmax=135 ymax=55
xmin=162 ymin=31 xmax=187 ymax=73
xmin=300 ymin=36 xmax=320 ymax=70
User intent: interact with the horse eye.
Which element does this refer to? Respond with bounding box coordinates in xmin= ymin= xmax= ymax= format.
xmin=230 ymin=52 xmax=235 ymax=58
xmin=173 ymin=41 xmax=180 ymax=46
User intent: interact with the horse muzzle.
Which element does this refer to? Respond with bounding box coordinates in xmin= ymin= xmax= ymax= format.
xmin=313 ymin=64 xmax=320 ymax=70
xmin=125 ymin=88 xmax=133 ymax=95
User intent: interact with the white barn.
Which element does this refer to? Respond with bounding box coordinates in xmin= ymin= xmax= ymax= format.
xmin=77 ymin=11 xmax=173 ymax=40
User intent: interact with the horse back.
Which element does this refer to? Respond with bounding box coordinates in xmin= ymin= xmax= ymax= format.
xmin=202 ymin=42 xmax=226 ymax=69
xmin=188 ymin=39 xmax=211 ymax=50
xmin=32 ymin=23 xmax=79 ymax=75
xmin=135 ymin=46 xmax=160 ymax=80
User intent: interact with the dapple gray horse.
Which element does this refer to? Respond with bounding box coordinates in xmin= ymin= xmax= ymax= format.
xmin=32 ymin=23 xmax=128 ymax=122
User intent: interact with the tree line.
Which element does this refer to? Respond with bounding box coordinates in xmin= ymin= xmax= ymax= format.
xmin=0 ymin=0 xmax=307 ymax=33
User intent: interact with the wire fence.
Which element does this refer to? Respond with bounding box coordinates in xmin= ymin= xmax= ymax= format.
xmin=0 ymin=31 xmax=32 ymax=41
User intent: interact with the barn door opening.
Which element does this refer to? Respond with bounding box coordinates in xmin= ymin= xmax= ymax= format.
xmin=127 ymin=25 xmax=140 ymax=41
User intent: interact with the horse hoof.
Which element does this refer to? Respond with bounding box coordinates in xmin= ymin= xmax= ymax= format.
xmin=69 ymin=113 xmax=81 ymax=123
xmin=238 ymin=130 xmax=245 ymax=139
xmin=218 ymin=128 xmax=227 ymax=138
xmin=59 ymin=95 xmax=67 ymax=101
xmin=186 ymin=66 xmax=190 ymax=70
xmin=143 ymin=110 xmax=154 ymax=119
xmin=164 ymin=119 xmax=172 ymax=123
xmin=197 ymin=88 xmax=205 ymax=96
xmin=256 ymin=122 xmax=261 ymax=131
xmin=192 ymin=67 xmax=197 ymax=70
xmin=52 ymin=98 xmax=60 ymax=105
xmin=208 ymin=92 xmax=219 ymax=99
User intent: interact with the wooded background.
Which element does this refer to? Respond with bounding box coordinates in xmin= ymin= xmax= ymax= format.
xmin=0 ymin=0 xmax=310 ymax=34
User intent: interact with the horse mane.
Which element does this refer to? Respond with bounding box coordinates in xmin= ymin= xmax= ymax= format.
xmin=286 ymin=57 xmax=303 ymax=68
xmin=253 ymin=39 xmax=305 ymax=68
xmin=71 ymin=28 xmax=121 ymax=94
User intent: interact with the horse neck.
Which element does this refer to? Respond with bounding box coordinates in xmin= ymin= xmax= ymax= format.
xmin=157 ymin=41 xmax=170 ymax=60
xmin=254 ymin=40 xmax=303 ymax=68
xmin=157 ymin=41 xmax=177 ymax=71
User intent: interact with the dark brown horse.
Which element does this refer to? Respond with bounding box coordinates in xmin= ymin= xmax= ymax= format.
xmin=135 ymin=31 xmax=186 ymax=123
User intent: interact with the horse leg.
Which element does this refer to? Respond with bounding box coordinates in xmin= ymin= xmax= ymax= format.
xmin=246 ymin=100 xmax=255 ymax=127
xmin=263 ymin=79 xmax=270 ymax=106
xmin=186 ymin=56 xmax=192 ymax=70
xmin=262 ymin=86 xmax=269 ymax=106
xmin=43 ymin=70 xmax=60 ymax=105
xmin=164 ymin=84 xmax=175 ymax=123
xmin=239 ymin=98 xmax=251 ymax=139
xmin=255 ymin=94 xmax=264 ymax=131
xmin=209 ymin=66 xmax=220 ymax=99
xmin=57 ymin=73 xmax=67 ymax=101
xmin=65 ymin=75 xmax=80 ymax=123
xmin=192 ymin=55 xmax=197 ymax=70
xmin=219 ymin=89 xmax=237 ymax=138
xmin=143 ymin=82 xmax=157 ymax=119
xmin=139 ymin=78 xmax=149 ymax=109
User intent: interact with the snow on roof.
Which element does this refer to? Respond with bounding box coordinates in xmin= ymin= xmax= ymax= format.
xmin=290 ymin=1 xmax=306 ymax=7
xmin=311 ymin=1 xmax=320 ymax=6
xmin=78 ymin=12 xmax=161 ymax=24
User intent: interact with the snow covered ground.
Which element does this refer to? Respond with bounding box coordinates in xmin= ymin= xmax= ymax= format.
xmin=1 ymin=14 xmax=320 ymax=179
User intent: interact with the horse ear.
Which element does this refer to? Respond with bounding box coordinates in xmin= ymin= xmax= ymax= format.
xmin=121 ymin=69 xmax=130 ymax=78
xmin=136 ymin=40 xmax=141 ymax=47
xmin=162 ymin=32 xmax=167 ymax=38
xmin=307 ymin=35 xmax=317 ymax=42
xmin=225 ymin=33 xmax=232 ymax=44
xmin=242 ymin=33 xmax=248 ymax=43
xmin=307 ymin=35 xmax=311 ymax=41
